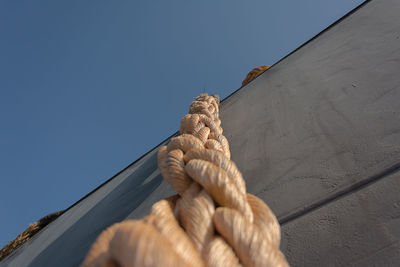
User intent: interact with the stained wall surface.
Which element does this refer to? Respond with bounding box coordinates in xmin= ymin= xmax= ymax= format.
xmin=2 ymin=0 xmax=400 ymax=266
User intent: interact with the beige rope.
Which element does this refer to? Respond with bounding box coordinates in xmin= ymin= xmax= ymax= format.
xmin=83 ymin=93 xmax=288 ymax=267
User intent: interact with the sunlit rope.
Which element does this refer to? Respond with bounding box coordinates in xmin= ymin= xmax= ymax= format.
xmin=83 ymin=93 xmax=288 ymax=267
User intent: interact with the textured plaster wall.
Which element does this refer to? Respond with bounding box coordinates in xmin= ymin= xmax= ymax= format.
xmin=2 ymin=0 xmax=400 ymax=266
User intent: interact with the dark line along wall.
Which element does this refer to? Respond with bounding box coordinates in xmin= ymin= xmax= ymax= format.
xmin=2 ymin=0 xmax=400 ymax=265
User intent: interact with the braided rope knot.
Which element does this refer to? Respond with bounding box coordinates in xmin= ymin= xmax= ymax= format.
xmin=83 ymin=93 xmax=288 ymax=267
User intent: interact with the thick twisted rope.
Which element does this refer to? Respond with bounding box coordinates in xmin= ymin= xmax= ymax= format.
xmin=83 ymin=93 xmax=288 ymax=267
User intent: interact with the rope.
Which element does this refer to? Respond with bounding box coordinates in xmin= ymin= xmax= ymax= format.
xmin=83 ymin=93 xmax=288 ymax=267
xmin=241 ymin=65 xmax=270 ymax=86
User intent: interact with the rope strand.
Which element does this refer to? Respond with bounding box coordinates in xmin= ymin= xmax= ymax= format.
xmin=83 ymin=93 xmax=288 ymax=267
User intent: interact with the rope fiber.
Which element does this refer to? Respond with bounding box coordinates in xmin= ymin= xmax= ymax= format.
xmin=83 ymin=93 xmax=288 ymax=267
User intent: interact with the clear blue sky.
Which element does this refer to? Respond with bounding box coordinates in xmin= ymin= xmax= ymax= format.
xmin=0 ymin=0 xmax=364 ymax=247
